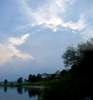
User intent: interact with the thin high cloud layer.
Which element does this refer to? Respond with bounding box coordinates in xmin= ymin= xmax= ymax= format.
xmin=19 ymin=0 xmax=86 ymax=32
xmin=0 ymin=33 xmax=32 ymax=64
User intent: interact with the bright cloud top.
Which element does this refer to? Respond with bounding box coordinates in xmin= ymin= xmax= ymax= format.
xmin=0 ymin=33 xmax=32 ymax=64
xmin=20 ymin=0 xmax=86 ymax=31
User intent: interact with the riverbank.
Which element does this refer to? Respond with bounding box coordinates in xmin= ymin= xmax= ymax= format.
xmin=0 ymin=82 xmax=45 ymax=90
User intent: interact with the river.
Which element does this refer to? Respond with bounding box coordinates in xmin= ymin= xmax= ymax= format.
xmin=0 ymin=87 xmax=40 ymax=100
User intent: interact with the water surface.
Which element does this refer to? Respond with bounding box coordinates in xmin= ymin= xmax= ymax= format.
xmin=0 ymin=87 xmax=39 ymax=100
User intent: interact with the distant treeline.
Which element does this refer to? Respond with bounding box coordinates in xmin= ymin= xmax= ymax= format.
xmin=0 ymin=69 xmax=65 ymax=86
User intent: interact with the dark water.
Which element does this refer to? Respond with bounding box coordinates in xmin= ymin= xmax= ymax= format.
xmin=0 ymin=87 xmax=40 ymax=100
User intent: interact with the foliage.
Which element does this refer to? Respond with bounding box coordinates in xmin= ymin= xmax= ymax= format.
xmin=4 ymin=79 xmax=8 ymax=84
xmin=17 ymin=77 xmax=23 ymax=84
xmin=40 ymin=40 xmax=93 ymax=100
xmin=28 ymin=74 xmax=42 ymax=83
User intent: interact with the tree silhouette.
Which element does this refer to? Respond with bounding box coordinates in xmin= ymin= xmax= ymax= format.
xmin=17 ymin=77 xmax=23 ymax=84
xmin=41 ymin=39 xmax=93 ymax=100
xmin=63 ymin=40 xmax=93 ymax=78
xmin=4 ymin=87 xmax=7 ymax=93
xmin=28 ymin=74 xmax=42 ymax=82
xmin=4 ymin=79 xmax=8 ymax=85
xmin=28 ymin=74 xmax=32 ymax=82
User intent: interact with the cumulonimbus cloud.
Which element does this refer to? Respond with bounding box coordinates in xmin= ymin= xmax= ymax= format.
xmin=0 ymin=33 xmax=32 ymax=64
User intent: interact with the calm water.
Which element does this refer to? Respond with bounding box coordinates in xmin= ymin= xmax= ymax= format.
xmin=0 ymin=87 xmax=39 ymax=100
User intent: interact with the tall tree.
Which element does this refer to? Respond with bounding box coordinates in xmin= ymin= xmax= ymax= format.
xmin=4 ymin=79 xmax=8 ymax=85
xmin=28 ymin=74 xmax=32 ymax=82
xmin=41 ymin=39 xmax=93 ymax=100
xmin=17 ymin=77 xmax=23 ymax=84
xmin=63 ymin=40 xmax=93 ymax=78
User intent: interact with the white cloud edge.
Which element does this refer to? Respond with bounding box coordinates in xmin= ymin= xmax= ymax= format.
xmin=19 ymin=0 xmax=86 ymax=32
xmin=0 ymin=33 xmax=32 ymax=64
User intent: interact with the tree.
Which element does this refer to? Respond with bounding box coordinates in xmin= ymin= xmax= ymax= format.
xmin=28 ymin=74 xmax=32 ymax=82
xmin=60 ymin=70 xmax=67 ymax=76
xmin=4 ymin=79 xmax=8 ymax=85
xmin=41 ymin=39 xmax=93 ymax=100
xmin=37 ymin=74 xmax=42 ymax=81
xmin=31 ymin=75 xmax=37 ymax=82
xmin=63 ymin=47 xmax=80 ymax=68
xmin=17 ymin=77 xmax=23 ymax=84
xmin=63 ymin=40 xmax=93 ymax=78
xmin=24 ymin=78 xmax=27 ymax=83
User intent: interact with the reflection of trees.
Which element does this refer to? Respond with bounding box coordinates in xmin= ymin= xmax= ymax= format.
xmin=24 ymin=87 xmax=28 ymax=93
xmin=4 ymin=87 xmax=7 ymax=93
xmin=28 ymin=88 xmax=41 ymax=98
xmin=17 ymin=87 xmax=23 ymax=94
xmin=28 ymin=88 xmax=37 ymax=97
xmin=2 ymin=86 xmax=41 ymax=99
xmin=16 ymin=87 xmax=40 ymax=97
xmin=28 ymin=89 xmax=33 ymax=97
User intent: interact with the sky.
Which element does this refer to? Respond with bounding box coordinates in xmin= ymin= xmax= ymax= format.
xmin=0 ymin=0 xmax=93 ymax=81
